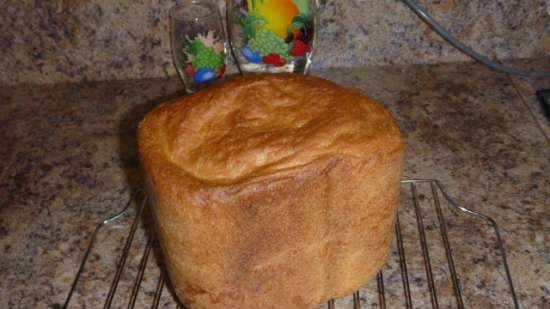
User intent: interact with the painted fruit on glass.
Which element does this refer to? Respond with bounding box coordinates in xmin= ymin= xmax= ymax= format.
xmin=183 ymin=31 xmax=226 ymax=84
xmin=237 ymin=0 xmax=313 ymax=68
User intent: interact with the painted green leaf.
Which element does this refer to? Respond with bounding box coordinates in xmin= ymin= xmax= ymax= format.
xmin=292 ymin=13 xmax=312 ymax=25
xmin=243 ymin=12 xmax=267 ymax=38
xmin=288 ymin=21 xmax=305 ymax=33
xmin=293 ymin=0 xmax=309 ymax=14
xmin=287 ymin=13 xmax=312 ymax=35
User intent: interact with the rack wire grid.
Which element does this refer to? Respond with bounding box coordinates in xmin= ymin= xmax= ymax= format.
xmin=62 ymin=179 xmax=520 ymax=309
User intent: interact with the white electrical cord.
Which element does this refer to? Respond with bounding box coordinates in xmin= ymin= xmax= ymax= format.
xmin=402 ymin=0 xmax=550 ymax=78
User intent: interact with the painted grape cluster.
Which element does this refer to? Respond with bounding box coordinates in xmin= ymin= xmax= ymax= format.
xmin=183 ymin=31 xmax=226 ymax=84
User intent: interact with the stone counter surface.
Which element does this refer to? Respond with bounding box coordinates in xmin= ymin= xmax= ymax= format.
xmin=1 ymin=0 xmax=549 ymax=85
xmin=0 ymin=60 xmax=549 ymax=308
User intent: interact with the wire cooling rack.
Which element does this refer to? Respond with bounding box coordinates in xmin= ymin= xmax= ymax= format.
xmin=62 ymin=179 xmax=520 ymax=309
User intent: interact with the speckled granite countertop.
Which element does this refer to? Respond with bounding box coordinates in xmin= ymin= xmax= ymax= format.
xmin=1 ymin=0 xmax=549 ymax=85
xmin=0 ymin=59 xmax=548 ymax=309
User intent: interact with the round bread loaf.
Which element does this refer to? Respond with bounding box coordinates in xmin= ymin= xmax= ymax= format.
xmin=138 ymin=74 xmax=405 ymax=309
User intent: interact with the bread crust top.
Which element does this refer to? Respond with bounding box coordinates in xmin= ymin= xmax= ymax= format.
xmin=139 ymin=74 xmax=404 ymax=187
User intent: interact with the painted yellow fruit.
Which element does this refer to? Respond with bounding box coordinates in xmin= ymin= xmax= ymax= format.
xmin=249 ymin=0 xmax=299 ymax=38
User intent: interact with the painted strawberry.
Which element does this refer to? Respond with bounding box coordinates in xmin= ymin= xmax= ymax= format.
xmin=184 ymin=64 xmax=196 ymax=77
xmin=217 ymin=64 xmax=226 ymax=78
xmin=263 ymin=54 xmax=287 ymax=67
xmin=291 ymin=40 xmax=309 ymax=57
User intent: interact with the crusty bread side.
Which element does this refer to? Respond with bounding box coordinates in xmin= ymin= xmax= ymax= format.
xmin=138 ymin=74 xmax=405 ymax=309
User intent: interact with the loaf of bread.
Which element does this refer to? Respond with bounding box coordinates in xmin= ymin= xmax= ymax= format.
xmin=138 ymin=74 xmax=405 ymax=309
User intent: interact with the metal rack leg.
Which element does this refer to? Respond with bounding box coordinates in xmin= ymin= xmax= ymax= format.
xmin=430 ymin=182 xmax=465 ymax=309
xmin=104 ymin=196 xmax=147 ymax=309
xmin=151 ymin=272 xmax=166 ymax=309
xmin=395 ymin=213 xmax=413 ymax=309
xmin=411 ymin=183 xmax=439 ymax=309
xmin=376 ymin=272 xmax=386 ymax=309
xmin=353 ymin=291 xmax=361 ymax=309
xmin=127 ymin=238 xmax=154 ymax=309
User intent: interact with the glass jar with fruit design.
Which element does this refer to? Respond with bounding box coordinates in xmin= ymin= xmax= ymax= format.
xmin=170 ymin=0 xmax=227 ymax=93
xmin=227 ymin=0 xmax=319 ymax=74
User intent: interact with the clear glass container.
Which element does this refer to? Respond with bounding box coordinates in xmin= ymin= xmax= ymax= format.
xmin=170 ymin=0 xmax=227 ymax=93
xmin=227 ymin=0 xmax=319 ymax=74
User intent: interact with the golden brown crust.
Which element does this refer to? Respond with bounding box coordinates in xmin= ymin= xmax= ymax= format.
xmin=138 ymin=74 xmax=405 ymax=309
